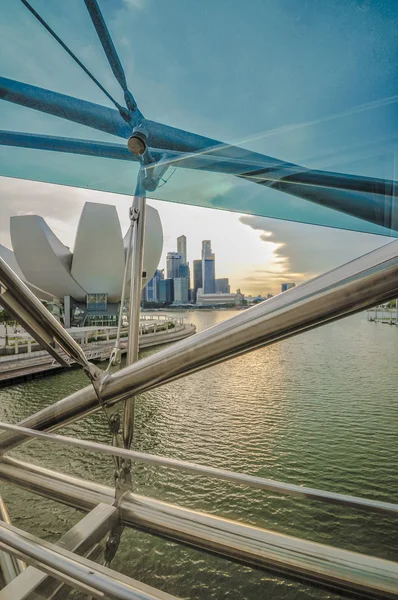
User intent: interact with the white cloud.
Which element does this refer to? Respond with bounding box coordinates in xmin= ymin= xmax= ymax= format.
xmin=122 ymin=0 xmax=146 ymax=11
xmin=240 ymin=214 xmax=393 ymax=293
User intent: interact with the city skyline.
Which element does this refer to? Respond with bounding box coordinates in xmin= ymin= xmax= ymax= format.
xmin=151 ymin=233 xmax=298 ymax=305
xmin=0 ymin=178 xmax=393 ymax=297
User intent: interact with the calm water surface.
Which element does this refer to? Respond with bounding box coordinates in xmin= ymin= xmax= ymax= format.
xmin=0 ymin=310 xmax=397 ymax=599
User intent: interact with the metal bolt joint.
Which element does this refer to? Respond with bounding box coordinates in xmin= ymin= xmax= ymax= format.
xmin=129 ymin=206 xmax=140 ymax=222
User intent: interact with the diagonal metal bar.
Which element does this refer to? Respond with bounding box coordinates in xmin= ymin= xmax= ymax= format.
xmin=0 ymin=421 xmax=396 ymax=516
xmin=0 ymin=503 xmax=117 ymax=600
xmin=1 ymin=77 xmax=396 ymax=228
xmin=1 ymin=129 xmax=397 ymax=232
xmin=0 ymin=257 xmax=88 ymax=368
xmin=19 ymin=0 xmax=128 ymax=117
xmin=0 ymin=458 xmax=397 ymax=599
xmin=2 ymin=130 xmax=396 ymax=198
xmin=124 ymin=171 xmax=146 ymax=450
xmin=0 ymin=519 xmax=180 ymax=600
xmin=0 ymin=77 xmax=134 ymax=138
xmin=84 ymin=0 xmax=140 ymax=115
xmin=0 ymin=239 xmax=397 ymax=454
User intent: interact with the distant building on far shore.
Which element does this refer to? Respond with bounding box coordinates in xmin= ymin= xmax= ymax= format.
xmin=193 ymin=260 xmax=202 ymax=304
xmin=245 ymin=294 xmax=266 ymax=305
xmin=159 ymin=278 xmax=174 ymax=304
xmin=144 ymin=269 xmax=164 ymax=302
xmin=173 ymin=277 xmax=189 ymax=304
xmin=177 ymin=235 xmax=187 ymax=264
xmin=215 ymin=278 xmax=230 ymax=294
xmin=281 ymin=282 xmax=296 ymax=292
xmin=166 ymin=252 xmax=182 ymax=279
xmin=196 ymin=289 xmax=244 ymax=307
xmin=203 ymin=254 xmax=215 ymax=293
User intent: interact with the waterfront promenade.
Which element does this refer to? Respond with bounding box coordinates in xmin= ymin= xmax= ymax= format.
xmin=0 ymin=316 xmax=195 ymax=385
xmin=366 ymin=306 xmax=398 ymax=324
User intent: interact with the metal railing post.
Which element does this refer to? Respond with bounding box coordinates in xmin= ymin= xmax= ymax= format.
xmin=124 ymin=170 xmax=146 ymax=450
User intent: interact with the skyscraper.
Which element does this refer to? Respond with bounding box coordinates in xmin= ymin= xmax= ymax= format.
xmin=202 ymin=240 xmax=212 ymax=259
xmin=173 ymin=277 xmax=189 ymax=303
xmin=177 ymin=235 xmax=187 ymax=264
xmin=215 ymin=278 xmax=230 ymax=293
xmin=178 ymin=263 xmax=189 ymax=279
xmin=193 ymin=259 xmax=202 ymax=303
xmin=201 ymin=240 xmax=215 ymax=294
xmin=203 ymin=253 xmax=216 ymax=294
xmin=145 ymin=269 xmax=164 ymax=302
xmin=281 ymin=282 xmax=296 ymax=292
xmin=166 ymin=252 xmax=182 ymax=279
xmin=158 ymin=279 xmax=174 ymax=304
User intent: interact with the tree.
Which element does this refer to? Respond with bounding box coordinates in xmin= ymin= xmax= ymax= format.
xmin=0 ymin=308 xmax=15 ymax=346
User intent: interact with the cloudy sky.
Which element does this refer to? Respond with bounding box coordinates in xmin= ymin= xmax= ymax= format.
xmin=1 ymin=0 xmax=397 ymax=294
xmin=0 ymin=175 xmax=393 ymax=296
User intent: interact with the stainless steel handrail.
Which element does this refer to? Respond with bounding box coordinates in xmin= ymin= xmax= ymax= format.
xmin=0 ymin=520 xmax=180 ymax=600
xmin=0 ymin=421 xmax=396 ymax=516
xmin=0 ymin=457 xmax=397 ymax=599
xmin=1 ymin=239 xmax=397 ymax=453
xmin=0 ymin=496 xmax=24 ymax=585
xmin=0 ymin=258 xmax=89 ymax=368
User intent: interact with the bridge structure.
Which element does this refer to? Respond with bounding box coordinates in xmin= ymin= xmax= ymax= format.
xmin=0 ymin=1 xmax=397 ymax=599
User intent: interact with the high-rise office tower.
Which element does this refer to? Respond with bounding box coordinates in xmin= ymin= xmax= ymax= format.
xmin=145 ymin=269 xmax=164 ymax=302
xmin=179 ymin=262 xmax=190 ymax=282
xmin=173 ymin=277 xmax=189 ymax=303
xmin=193 ymin=259 xmax=203 ymax=303
xmin=202 ymin=240 xmax=212 ymax=259
xmin=215 ymin=278 xmax=230 ymax=294
xmin=203 ymin=253 xmax=216 ymax=294
xmin=166 ymin=252 xmax=182 ymax=279
xmin=281 ymin=282 xmax=296 ymax=292
xmin=177 ymin=235 xmax=187 ymax=264
xmin=158 ymin=279 xmax=174 ymax=304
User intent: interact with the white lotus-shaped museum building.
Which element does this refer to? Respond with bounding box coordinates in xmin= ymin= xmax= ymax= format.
xmin=0 ymin=201 xmax=162 ymax=326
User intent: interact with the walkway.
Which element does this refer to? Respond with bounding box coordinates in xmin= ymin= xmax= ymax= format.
xmin=0 ymin=323 xmax=195 ymax=385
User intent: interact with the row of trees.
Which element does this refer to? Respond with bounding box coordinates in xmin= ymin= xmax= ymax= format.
xmin=0 ymin=308 xmax=16 ymax=346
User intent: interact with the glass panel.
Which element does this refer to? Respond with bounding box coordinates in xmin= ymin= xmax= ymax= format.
xmin=1 ymin=0 xmax=397 ymax=236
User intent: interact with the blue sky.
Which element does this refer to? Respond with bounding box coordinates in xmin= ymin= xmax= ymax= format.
xmin=1 ymin=0 xmax=397 ymax=293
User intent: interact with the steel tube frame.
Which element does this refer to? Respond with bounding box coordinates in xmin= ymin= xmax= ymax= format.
xmin=0 ymin=520 xmax=180 ymax=600
xmin=0 ymin=503 xmax=118 ymax=600
xmin=113 ymin=225 xmax=133 ymax=356
xmin=1 ymin=78 xmax=397 ymax=231
xmin=0 ymin=458 xmax=396 ymax=599
xmin=1 ymin=240 xmax=397 ymax=453
xmin=1 ymin=129 xmax=396 ymax=197
xmin=1 ymin=130 xmax=397 ymax=234
xmin=0 ymin=497 xmax=25 ymax=576
xmin=0 ymin=496 xmax=24 ymax=586
xmin=124 ymin=171 xmax=146 ymax=448
xmin=0 ymin=258 xmax=89 ymax=368
xmin=0 ymin=547 xmax=17 ymax=587
xmin=0 ymin=421 xmax=396 ymax=517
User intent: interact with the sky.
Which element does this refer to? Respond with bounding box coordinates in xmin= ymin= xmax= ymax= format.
xmin=0 ymin=0 xmax=397 ymax=295
xmin=0 ymin=175 xmax=392 ymax=296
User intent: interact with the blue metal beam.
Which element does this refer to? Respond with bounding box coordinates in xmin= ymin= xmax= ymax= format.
xmin=84 ymin=0 xmax=140 ymax=117
xmin=1 ymin=128 xmax=395 ymax=196
xmin=0 ymin=77 xmax=134 ymax=138
xmin=19 ymin=0 xmax=128 ymax=119
xmin=1 ymin=130 xmax=396 ymax=231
